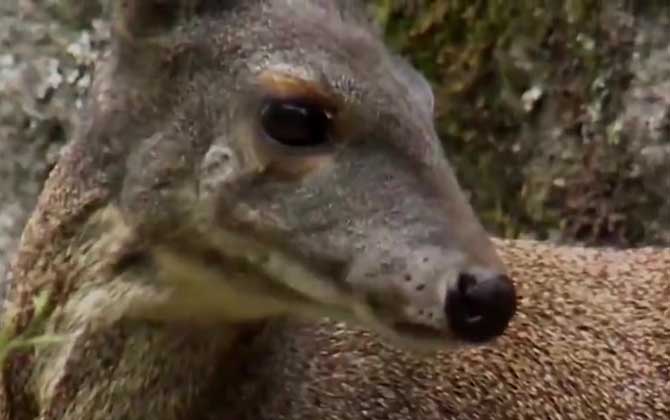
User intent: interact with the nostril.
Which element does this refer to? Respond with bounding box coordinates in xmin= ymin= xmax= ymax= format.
xmin=447 ymin=272 xmax=517 ymax=343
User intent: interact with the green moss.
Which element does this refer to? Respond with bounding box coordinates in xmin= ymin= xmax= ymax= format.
xmin=371 ymin=1 xmax=665 ymax=246
xmin=0 ymin=290 xmax=65 ymax=366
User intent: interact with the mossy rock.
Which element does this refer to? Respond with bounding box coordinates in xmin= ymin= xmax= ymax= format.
xmin=373 ymin=0 xmax=670 ymax=247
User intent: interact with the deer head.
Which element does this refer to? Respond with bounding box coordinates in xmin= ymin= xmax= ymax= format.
xmin=83 ymin=0 xmax=517 ymax=351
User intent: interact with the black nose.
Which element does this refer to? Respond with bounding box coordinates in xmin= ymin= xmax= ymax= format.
xmin=446 ymin=272 xmax=517 ymax=343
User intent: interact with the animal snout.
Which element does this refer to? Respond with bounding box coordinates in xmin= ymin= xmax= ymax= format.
xmin=446 ymin=271 xmax=517 ymax=343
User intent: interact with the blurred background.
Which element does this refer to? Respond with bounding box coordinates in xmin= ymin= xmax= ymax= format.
xmin=1 ymin=0 xmax=669 ymax=280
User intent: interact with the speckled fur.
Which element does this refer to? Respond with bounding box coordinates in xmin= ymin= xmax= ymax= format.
xmin=215 ymin=239 xmax=669 ymax=420
xmin=4 ymin=236 xmax=668 ymax=419
xmin=1 ymin=1 xmax=668 ymax=419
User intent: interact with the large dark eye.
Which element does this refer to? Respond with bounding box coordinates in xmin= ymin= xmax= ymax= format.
xmin=260 ymin=99 xmax=332 ymax=148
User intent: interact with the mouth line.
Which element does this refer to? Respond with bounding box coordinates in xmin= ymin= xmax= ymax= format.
xmin=361 ymin=300 xmax=457 ymax=349
xmin=144 ymin=220 xmax=474 ymax=349
xmin=198 ymin=214 xmax=358 ymax=297
xmin=392 ymin=321 xmax=449 ymax=342
xmin=158 ymin=216 xmax=356 ymax=301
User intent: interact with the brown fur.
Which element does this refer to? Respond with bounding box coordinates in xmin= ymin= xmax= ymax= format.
xmin=3 ymin=236 xmax=668 ymax=419
xmin=217 ymin=240 xmax=669 ymax=419
xmin=1 ymin=1 xmax=667 ymax=419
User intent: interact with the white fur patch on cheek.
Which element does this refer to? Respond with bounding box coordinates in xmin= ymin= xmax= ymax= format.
xmin=200 ymin=144 xmax=239 ymax=196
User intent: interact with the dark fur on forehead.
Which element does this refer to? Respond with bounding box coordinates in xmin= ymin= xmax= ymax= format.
xmin=306 ymin=0 xmax=377 ymax=26
xmin=268 ymin=0 xmax=377 ymax=31
xmin=114 ymin=0 xmax=380 ymax=50
xmin=260 ymin=0 xmax=382 ymax=61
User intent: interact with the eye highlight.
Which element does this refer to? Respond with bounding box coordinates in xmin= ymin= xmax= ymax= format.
xmin=260 ymin=99 xmax=333 ymax=148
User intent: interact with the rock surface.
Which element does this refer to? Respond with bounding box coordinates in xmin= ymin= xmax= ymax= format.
xmin=0 ymin=1 xmax=108 ymax=283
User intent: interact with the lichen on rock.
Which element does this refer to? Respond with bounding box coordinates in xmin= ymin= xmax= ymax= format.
xmin=375 ymin=0 xmax=670 ymax=246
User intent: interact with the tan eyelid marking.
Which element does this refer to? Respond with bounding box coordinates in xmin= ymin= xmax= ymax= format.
xmin=256 ymin=70 xmax=359 ymax=142
xmin=247 ymin=74 xmax=338 ymax=180
xmin=257 ymin=70 xmax=338 ymax=108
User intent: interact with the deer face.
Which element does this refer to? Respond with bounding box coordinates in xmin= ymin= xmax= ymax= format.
xmin=109 ymin=0 xmax=516 ymax=350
